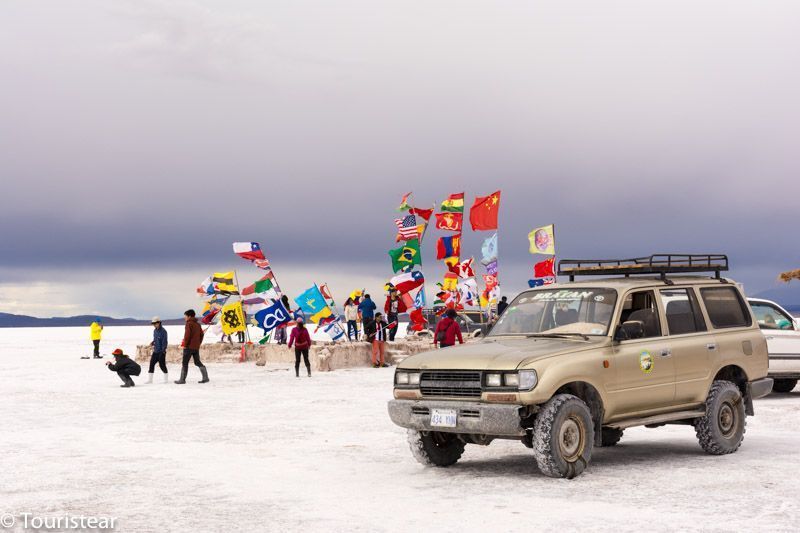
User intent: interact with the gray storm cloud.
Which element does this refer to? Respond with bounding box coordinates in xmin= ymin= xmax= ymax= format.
xmin=1 ymin=0 xmax=799 ymax=316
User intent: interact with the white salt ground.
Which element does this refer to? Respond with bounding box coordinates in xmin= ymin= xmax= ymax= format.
xmin=1 ymin=326 xmax=798 ymax=532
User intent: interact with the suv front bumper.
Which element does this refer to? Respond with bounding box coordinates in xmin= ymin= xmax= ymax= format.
xmin=387 ymin=399 xmax=527 ymax=437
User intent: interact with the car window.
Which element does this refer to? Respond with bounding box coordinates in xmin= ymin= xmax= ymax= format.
xmin=750 ymin=302 xmax=795 ymax=330
xmin=660 ymin=288 xmax=707 ymax=335
xmin=619 ymin=290 xmax=662 ymax=338
xmin=489 ymin=288 xmax=618 ymax=336
xmin=700 ymin=287 xmax=752 ymax=329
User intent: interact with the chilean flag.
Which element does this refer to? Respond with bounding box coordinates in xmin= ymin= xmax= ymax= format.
xmin=390 ymin=271 xmax=425 ymax=294
xmin=233 ymin=242 xmax=266 ymax=262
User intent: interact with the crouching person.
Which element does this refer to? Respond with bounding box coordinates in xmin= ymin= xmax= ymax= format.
xmin=106 ymin=348 xmax=141 ymax=388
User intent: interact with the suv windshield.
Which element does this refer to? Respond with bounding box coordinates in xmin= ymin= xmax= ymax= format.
xmin=489 ymin=288 xmax=618 ymax=337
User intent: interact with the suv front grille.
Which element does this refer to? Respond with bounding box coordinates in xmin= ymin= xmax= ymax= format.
xmin=420 ymin=371 xmax=482 ymax=398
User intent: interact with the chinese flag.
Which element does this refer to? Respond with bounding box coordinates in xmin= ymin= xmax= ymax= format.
xmin=469 ymin=191 xmax=501 ymax=231
xmin=534 ymin=257 xmax=555 ymax=278
xmin=409 ymin=207 xmax=434 ymax=222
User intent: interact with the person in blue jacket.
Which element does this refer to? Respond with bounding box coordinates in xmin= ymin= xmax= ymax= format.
xmin=358 ymin=294 xmax=377 ymax=337
xmin=146 ymin=316 xmax=169 ymax=384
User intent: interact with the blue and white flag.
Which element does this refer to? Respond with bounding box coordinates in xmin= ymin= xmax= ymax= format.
xmin=323 ymin=321 xmax=346 ymax=341
xmin=414 ymin=286 xmax=427 ymax=309
xmin=254 ymin=300 xmax=291 ymax=333
xmin=481 ymin=233 xmax=498 ymax=265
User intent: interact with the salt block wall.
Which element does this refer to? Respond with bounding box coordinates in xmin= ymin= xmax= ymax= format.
xmin=135 ymin=336 xmax=436 ymax=371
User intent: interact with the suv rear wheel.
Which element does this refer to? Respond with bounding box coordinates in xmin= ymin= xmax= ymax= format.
xmin=407 ymin=430 xmax=465 ymax=467
xmin=532 ymin=394 xmax=595 ymax=478
xmin=772 ymin=379 xmax=797 ymax=393
xmin=695 ymin=380 xmax=746 ymax=455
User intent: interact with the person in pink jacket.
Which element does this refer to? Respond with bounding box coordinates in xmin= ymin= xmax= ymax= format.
xmin=288 ymin=318 xmax=312 ymax=378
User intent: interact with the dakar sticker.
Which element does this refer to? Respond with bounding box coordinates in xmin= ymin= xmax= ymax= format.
xmin=639 ymin=351 xmax=654 ymax=374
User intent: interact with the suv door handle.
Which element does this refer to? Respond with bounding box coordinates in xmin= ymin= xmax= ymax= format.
xmin=706 ymin=343 xmax=717 ymax=351
xmin=660 ymin=348 xmax=672 ymax=357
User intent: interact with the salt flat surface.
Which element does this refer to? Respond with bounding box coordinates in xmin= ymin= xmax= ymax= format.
xmin=1 ymin=327 xmax=798 ymax=532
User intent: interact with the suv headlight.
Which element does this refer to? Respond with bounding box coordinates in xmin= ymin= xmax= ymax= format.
xmin=486 ymin=373 xmax=502 ymax=387
xmin=518 ymin=370 xmax=538 ymax=391
xmin=395 ymin=371 xmax=420 ymax=387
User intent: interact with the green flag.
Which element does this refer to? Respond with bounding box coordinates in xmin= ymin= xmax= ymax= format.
xmin=253 ymin=278 xmax=274 ymax=293
xmin=388 ymin=239 xmax=421 ymax=272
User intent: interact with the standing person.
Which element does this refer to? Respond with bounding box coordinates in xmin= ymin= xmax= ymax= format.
xmin=358 ymin=294 xmax=377 ymax=340
xmin=343 ymin=298 xmax=359 ymax=341
xmin=89 ymin=318 xmax=103 ymax=359
xmin=175 ymin=309 xmax=209 ymax=385
xmin=288 ymin=317 xmax=312 ymax=378
xmin=434 ymin=308 xmax=464 ymax=349
xmin=106 ymin=348 xmax=141 ymax=388
xmin=366 ymin=312 xmax=390 ymax=368
xmin=497 ymin=296 xmax=509 ymax=316
xmin=384 ymin=291 xmax=407 ymax=342
xmin=147 ymin=317 xmax=169 ymax=384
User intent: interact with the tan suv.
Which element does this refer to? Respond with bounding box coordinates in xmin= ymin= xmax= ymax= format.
xmin=388 ymin=254 xmax=773 ymax=478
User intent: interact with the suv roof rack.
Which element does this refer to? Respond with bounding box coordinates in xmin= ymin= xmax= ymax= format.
xmin=557 ymin=254 xmax=729 ymax=283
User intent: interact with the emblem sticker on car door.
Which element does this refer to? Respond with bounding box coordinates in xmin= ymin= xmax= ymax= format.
xmin=639 ymin=351 xmax=654 ymax=373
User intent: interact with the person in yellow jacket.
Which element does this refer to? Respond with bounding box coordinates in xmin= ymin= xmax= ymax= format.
xmin=89 ymin=318 xmax=103 ymax=359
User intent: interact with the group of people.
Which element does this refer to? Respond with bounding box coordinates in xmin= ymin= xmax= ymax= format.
xmin=94 ymin=292 xmax=512 ymax=388
xmin=94 ymin=310 xmax=210 ymax=388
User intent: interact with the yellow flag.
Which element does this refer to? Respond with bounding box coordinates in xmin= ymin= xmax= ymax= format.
xmin=311 ymin=307 xmax=333 ymax=324
xmin=528 ymin=224 xmax=555 ymax=255
xmin=221 ymin=301 xmax=246 ymax=334
xmin=212 ymin=271 xmax=239 ymax=295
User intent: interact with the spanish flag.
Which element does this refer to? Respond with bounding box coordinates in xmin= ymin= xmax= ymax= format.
xmin=440 ymin=193 xmax=464 ymax=213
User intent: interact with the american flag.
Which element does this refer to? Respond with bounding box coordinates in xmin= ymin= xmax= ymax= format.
xmin=394 ymin=215 xmax=418 ymax=240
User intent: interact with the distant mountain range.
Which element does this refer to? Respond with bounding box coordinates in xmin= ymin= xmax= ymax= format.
xmin=0 ymin=313 xmax=184 ymax=328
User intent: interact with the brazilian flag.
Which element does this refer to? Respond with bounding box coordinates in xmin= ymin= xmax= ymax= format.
xmin=388 ymin=239 xmax=421 ymax=273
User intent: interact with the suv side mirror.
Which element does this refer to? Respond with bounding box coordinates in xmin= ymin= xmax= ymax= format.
xmin=615 ymin=320 xmax=645 ymax=342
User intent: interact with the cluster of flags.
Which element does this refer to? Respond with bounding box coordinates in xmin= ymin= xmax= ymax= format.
xmin=430 ymin=191 xmax=501 ymax=315
xmin=387 ymin=193 xmax=432 ymax=332
xmin=528 ymin=225 xmax=557 ymax=287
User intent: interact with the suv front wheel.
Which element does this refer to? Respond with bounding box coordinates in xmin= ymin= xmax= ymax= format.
xmin=407 ymin=430 xmax=466 ymax=467
xmin=532 ymin=394 xmax=595 ymax=479
xmin=695 ymin=380 xmax=746 ymax=455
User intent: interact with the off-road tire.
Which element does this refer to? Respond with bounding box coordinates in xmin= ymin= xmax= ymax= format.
xmin=695 ymin=380 xmax=746 ymax=455
xmin=600 ymin=427 xmax=624 ymax=447
xmin=532 ymin=394 xmax=595 ymax=479
xmin=407 ymin=430 xmax=465 ymax=467
xmin=772 ymin=379 xmax=798 ymax=394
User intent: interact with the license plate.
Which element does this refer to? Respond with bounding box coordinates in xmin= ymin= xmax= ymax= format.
xmin=430 ymin=409 xmax=457 ymax=428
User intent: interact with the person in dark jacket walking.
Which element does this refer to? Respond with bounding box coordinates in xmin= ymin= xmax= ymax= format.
xmin=358 ymin=294 xmax=377 ymax=337
xmin=146 ymin=316 xmax=169 ymax=384
xmin=365 ymin=312 xmax=390 ymax=367
xmin=497 ymin=296 xmax=509 ymax=316
xmin=434 ymin=308 xmax=464 ymax=348
xmin=175 ymin=309 xmax=209 ymax=384
xmin=106 ymin=348 xmax=141 ymax=388
xmin=288 ymin=318 xmax=312 ymax=377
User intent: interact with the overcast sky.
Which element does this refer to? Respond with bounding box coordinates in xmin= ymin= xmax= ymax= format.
xmin=1 ymin=0 xmax=799 ymax=318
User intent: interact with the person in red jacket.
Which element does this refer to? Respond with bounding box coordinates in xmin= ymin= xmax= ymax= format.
xmin=288 ymin=318 xmax=312 ymax=378
xmin=384 ymin=291 xmax=407 ymax=342
xmin=175 ymin=309 xmax=209 ymax=384
xmin=434 ymin=308 xmax=464 ymax=348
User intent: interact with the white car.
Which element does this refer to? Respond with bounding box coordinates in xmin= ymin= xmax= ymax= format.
xmin=748 ymin=298 xmax=800 ymax=393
